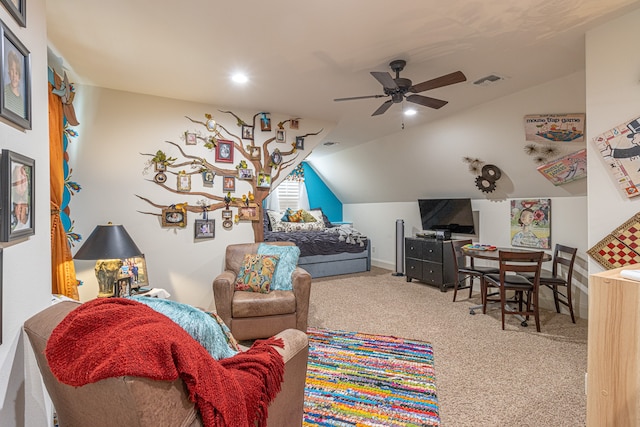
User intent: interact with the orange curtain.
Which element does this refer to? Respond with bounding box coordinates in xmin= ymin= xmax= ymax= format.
xmin=49 ymin=83 xmax=79 ymax=299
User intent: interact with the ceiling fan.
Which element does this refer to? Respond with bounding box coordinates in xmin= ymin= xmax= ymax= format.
xmin=334 ymin=59 xmax=467 ymax=116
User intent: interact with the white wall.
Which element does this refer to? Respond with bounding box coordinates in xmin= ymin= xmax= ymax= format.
xmin=586 ymin=8 xmax=640 ymax=273
xmin=0 ymin=1 xmax=53 ymax=426
xmin=69 ymin=86 xmax=334 ymax=308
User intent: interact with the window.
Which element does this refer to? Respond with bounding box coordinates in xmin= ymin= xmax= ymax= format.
xmin=277 ymin=180 xmax=300 ymax=211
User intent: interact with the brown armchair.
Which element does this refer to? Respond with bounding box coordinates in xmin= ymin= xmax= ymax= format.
xmin=24 ymin=301 xmax=309 ymax=427
xmin=213 ymin=242 xmax=311 ymax=341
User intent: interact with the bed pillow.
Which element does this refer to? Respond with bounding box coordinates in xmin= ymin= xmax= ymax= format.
xmin=275 ymin=221 xmax=325 ymax=232
xmin=235 ymin=253 xmax=279 ymax=293
xmin=257 ymin=244 xmax=300 ymax=291
xmin=309 ymin=208 xmax=333 ymax=228
xmin=300 ymin=209 xmax=318 ymax=222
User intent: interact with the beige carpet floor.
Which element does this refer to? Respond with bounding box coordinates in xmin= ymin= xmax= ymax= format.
xmin=308 ymin=266 xmax=588 ymax=427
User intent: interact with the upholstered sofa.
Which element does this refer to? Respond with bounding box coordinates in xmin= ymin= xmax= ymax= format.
xmin=24 ymin=301 xmax=310 ymax=427
xmin=213 ymin=242 xmax=311 ymax=341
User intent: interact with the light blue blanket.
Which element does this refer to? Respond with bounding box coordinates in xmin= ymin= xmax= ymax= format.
xmin=129 ymin=296 xmax=238 ymax=360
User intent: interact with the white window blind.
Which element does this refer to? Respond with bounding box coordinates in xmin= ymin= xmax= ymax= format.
xmin=277 ymin=180 xmax=301 ymax=211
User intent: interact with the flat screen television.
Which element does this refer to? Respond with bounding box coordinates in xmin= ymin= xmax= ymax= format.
xmin=418 ymin=198 xmax=475 ymax=235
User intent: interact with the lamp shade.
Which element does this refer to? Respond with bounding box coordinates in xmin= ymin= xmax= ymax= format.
xmin=74 ymin=224 xmax=142 ymax=260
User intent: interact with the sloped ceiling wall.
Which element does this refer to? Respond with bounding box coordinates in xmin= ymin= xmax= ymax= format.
xmin=308 ymin=71 xmax=587 ymax=204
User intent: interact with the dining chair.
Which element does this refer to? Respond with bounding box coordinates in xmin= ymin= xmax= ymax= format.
xmin=450 ymin=240 xmax=499 ymax=302
xmin=521 ymin=244 xmax=578 ymax=323
xmin=483 ymin=250 xmax=545 ymax=332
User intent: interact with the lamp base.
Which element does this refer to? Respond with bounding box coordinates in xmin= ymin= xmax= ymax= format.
xmin=95 ymin=259 xmax=123 ymax=298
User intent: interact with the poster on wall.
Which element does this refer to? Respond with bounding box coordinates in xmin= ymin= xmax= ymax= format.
xmin=523 ymin=113 xmax=585 ymax=143
xmin=510 ymin=199 xmax=551 ymax=249
xmin=536 ymin=149 xmax=587 ymax=186
xmin=592 ymin=115 xmax=640 ymax=198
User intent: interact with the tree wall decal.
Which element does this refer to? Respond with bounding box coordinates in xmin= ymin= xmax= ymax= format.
xmin=136 ymin=111 xmax=322 ymax=242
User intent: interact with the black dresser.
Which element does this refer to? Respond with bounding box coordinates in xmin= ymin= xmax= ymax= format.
xmin=405 ymin=237 xmax=459 ymax=292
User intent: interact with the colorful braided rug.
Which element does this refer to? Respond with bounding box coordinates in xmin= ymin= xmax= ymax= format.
xmin=303 ymin=327 xmax=440 ymax=426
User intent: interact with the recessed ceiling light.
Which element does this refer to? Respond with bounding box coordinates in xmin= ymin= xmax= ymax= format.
xmin=404 ymin=108 xmax=417 ymax=116
xmin=231 ymin=73 xmax=248 ymax=84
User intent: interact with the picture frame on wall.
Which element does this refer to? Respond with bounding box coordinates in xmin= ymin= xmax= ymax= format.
xmin=1 ymin=149 xmax=34 ymax=242
xmin=194 ymin=219 xmax=215 ymax=240
xmin=0 ymin=20 xmax=30 ymax=130
xmin=161 ymin=208 xmax=186 ymax=227
xmin=241 ymin=124 xmax=254 ymax=140
xmin=222 ymin=175 xmax=235 ymax=192
xmin=215 ymin=139 xmax=234 ymax=163
xmin=509 ymin=199 xmax=551 ymax=249
xmin=0 ymin=0 xmax=25 ymax=28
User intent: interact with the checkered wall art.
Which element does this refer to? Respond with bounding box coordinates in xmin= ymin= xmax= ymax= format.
xmin=588 ymin=213 xmax=640 ymax=269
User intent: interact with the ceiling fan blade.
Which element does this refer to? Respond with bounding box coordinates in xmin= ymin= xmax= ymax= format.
xmin=370 ymin=71 xmax=398 ymax=90
xmin=409 ymin=71 xmax=467 ymax=93
xmin=372 ymin=100 xmax=394 ymax=116
xmin=406 ymin=94 xmax=448 ymax=109
xmin=334 ymin=94 xmax=387 ymax=102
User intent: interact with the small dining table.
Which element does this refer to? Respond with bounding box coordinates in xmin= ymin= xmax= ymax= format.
xmin=461 ymin=246 xmax=551 ymax=321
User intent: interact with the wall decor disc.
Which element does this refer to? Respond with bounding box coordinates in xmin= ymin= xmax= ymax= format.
xmin=481 ymin=164 xmax=502 ymax=181
xmin=222 ymin=219 xmax=233 ymax=229
xmin=154 ymin=172 xmax=167 ymax=183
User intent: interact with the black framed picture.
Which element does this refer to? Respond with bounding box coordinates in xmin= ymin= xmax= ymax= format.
xmin=115 ymin=276 xmax=132 ymax=297
xmin=0 ymin=19 xmax=30 ymax=130
xmin=241 ymin=124 xmax=254 ymax=140
xmin=296 ymin=136 xmax=305 ymax=150
xmin=1 ymin=149 xmax=34 ymax=241
xmin=0 ymin=0 xmax=25 ymax=27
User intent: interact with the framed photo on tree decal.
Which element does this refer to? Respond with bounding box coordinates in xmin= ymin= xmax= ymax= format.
xmin=0 ymin=20 xmax=30 ymax=130
xmin=194 ymin=219 xmax=215 ymax=239
xmin=215 ymin=140 xmax=233 ymax=163
xmin=222 ymin=176 xmax=235 ymax=192
xmin=241 ymin=124 xmax=254 ymax=140
xmin=1 ymin=149 xmax=34 ymax=242
xmin=161 ymin=208 xmax=186 ymax=227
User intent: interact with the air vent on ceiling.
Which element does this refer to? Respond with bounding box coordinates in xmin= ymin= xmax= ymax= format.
xmin=473 ymin=74 xmax=506 ymax=86
xmin=323 ymin=141 xmax=339 ymax=146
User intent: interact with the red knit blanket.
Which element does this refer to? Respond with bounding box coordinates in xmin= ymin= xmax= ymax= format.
xmin=45 ymin=298 xmax=284 ymax=427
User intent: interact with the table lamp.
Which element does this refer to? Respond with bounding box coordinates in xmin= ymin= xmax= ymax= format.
xmin=74 ymin=223 xmax=143 ymax=298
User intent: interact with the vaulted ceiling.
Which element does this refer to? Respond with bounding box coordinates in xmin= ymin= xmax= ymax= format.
xmin=47 ymin=0 xmax=640 ymax=160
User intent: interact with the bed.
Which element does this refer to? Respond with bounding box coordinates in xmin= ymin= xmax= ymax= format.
xmin=263 ymin=209 xmax=371 ymax=278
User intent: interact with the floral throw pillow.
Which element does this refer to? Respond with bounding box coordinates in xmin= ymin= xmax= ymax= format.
xmin=235 ymin=253 xmax=279 ymax=293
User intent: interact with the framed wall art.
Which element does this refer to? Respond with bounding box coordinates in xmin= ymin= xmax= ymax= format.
xmin=523 ymin=113 xmax=585 ymax=143
xmin=257 ymin=172 xmax=271 ymax=189
xmin=276 ymin=129 xmax=285 ymax=143
xmin=0 ymin=20 xmax=30 ymax=130
xmin=509 ymin=199 xmax=551 ymax=249
xmin=0 ymin=0 xmax=25 ymax=27
xmin=260 ymin=116 xmax=271 ymax=131
xmin=222 ymin=175 xmax=235 ymax=192
xmin=248 ymin=145 xmax=261 ymax=161
xmin=185 ymin=131 xmax=197 ymax=145
xmin=215 ymin=139 xmax=234 ymax=163
xmin=161 ymin=208 xmax=186 ymax=227
xmin=592 ymin=115 xmax=640 ymax=198
xmin=194 ymin=219 xmax=215 ymax=240
xmin=295 ymin=136 xmax=304 ymax=150
xmin=1 ymin=149 xmax=34 ymax=242
xmin=201 ymin=170 xmax=214 ymax=186
xmin=238 ymin=205 xmax=259 ymax=221
xmin=177 ymin=171 xmax=191 ymax=192
xmin=241 ymin=124 xmax=254 ymax=140
xmin=238 ymin=168 xmax=253 ymax=180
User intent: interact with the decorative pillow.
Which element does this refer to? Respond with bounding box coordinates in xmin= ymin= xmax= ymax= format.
xmin=310 ymin=208 xmax=334 ymax=228
xmin=235 ymin=253 xmax=279 ymax=293
xmin=288 ymin=210 xmax=303 ymax=222
xmin=281 ymin=208 xmax=292 ymax=222
xmin=257 ymin=244 xmax=300 ymax=291
xmin=129 ymin=296 xmax=240 ymax=359
xmin=274 ymin=221 xmax=325 ymax=232
xmin=300 ymin=209 xmax=317 ymax=222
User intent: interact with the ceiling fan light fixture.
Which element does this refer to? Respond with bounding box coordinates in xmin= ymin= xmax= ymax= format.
xmin=404 ymin=108 xmax=417 ymax=116
xmin=231 ymin=72 xmax=248 ymax=84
